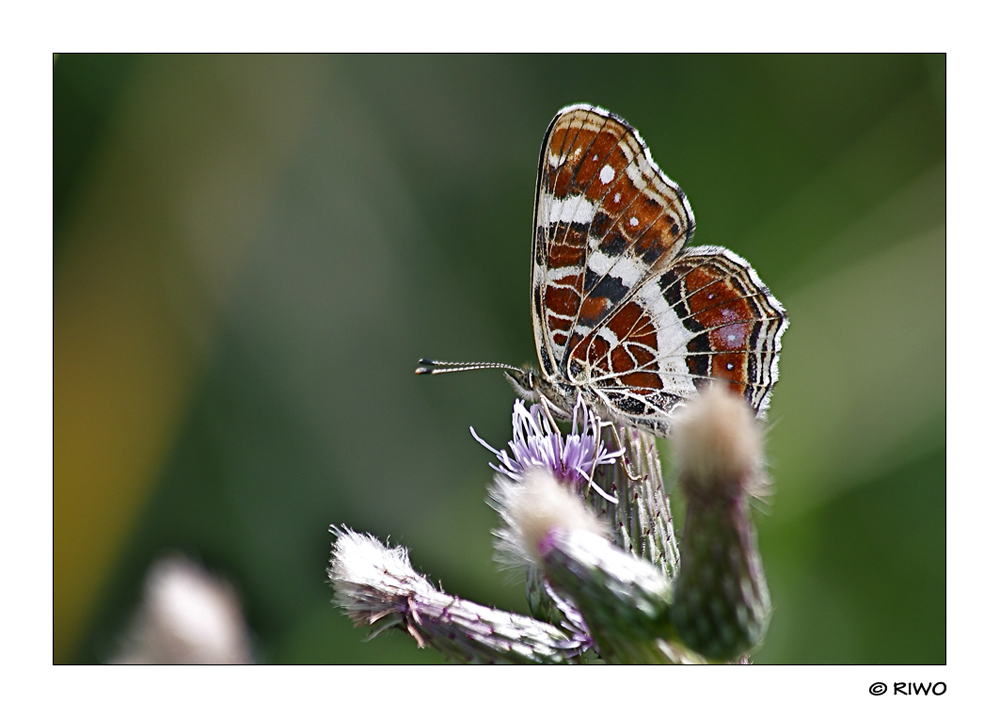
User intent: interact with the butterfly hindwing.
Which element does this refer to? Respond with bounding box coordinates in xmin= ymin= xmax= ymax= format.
xmin=565 ymin=245 xmax=787 ymax=433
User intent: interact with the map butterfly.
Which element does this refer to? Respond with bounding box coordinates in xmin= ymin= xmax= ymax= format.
xmin=418 ymin=104 xmax=788 ymax=438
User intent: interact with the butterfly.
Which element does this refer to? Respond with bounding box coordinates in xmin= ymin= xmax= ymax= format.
xmin=418 ymin=104 xmax=788 ymax=439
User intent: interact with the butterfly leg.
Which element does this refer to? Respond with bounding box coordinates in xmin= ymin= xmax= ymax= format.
xmin=607 ymin=422 xmax=646 ymax=482
xmin=536 ymin=392 xmax=569 ymax=434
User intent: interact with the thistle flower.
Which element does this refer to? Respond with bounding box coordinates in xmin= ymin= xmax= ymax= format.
xmin=471 ymin=395 xmax=622 ymax=503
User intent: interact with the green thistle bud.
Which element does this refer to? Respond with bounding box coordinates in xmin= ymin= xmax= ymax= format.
xmin=538 ymin=525 xmax=678 ymax=663
xmin=670 ymin=385 xmax=772 ymax=661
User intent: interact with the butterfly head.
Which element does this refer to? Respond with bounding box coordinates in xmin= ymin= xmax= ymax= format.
xmin=503 ymin=365 xmax=581 ymax=422
xmin=502 ymin=365 xmax=539 ymax=401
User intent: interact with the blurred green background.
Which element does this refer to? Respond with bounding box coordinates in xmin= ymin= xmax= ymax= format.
xmin=54 ymin=54 xmax=944 ymax=664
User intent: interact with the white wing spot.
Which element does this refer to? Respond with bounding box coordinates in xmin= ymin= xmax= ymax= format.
xmin=547 ymin=195 xmax=598 ymax=225
xmin=613 ymin=192 xmax=621 ymax=203
xmin=599 ymin=164 xmax=615 ymax=185
xmin=726 ymin=362 xmax=735 ymax=370
xmin=629 ymin=216 xmax=639 ymax=227
xmin=589 ymin=251 xmax=645 ymax=288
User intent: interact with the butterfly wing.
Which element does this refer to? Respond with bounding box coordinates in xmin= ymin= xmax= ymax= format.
xmin=566 ymin=245 xmax=788 ymax=434
xmin=530 ymin=104 xmax=696 ymax=382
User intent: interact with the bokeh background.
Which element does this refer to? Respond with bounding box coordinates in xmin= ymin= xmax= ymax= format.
xmin=54 ymin=54 xmax=944 ymax=664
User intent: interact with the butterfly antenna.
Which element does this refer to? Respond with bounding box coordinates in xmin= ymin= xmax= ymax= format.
xmin=415 ymin=359 xmax=524 ymax=376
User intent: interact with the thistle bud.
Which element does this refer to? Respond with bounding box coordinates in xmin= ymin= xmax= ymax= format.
xmin=111 ymin=555 xmax=253 ymax=664
xmin=670 ymin=384 xmax=771 ymax=661
xmin=492 ymin=469 xmax=684 ymax=662
xmin=329 ymin=527 xmax=584 ymax=663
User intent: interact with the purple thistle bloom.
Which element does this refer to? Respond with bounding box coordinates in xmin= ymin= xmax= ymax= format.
xmin=471 ymin=395 xmax=623 ymax=503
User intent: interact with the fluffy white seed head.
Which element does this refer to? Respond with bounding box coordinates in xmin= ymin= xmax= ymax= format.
xmin=491 ymin=468 xmax=608 ymax=568
xmin=111 ymin=555 xmax=252 ymax=664
xmin=330 ymin=529 xmax=435 ymax=600
xmin=672 ymin=384 xmax=766 ymax=498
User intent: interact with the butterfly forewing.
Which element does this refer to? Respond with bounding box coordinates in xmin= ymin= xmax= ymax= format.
xmin=532 ymin=105 xmax=696 ymax=381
